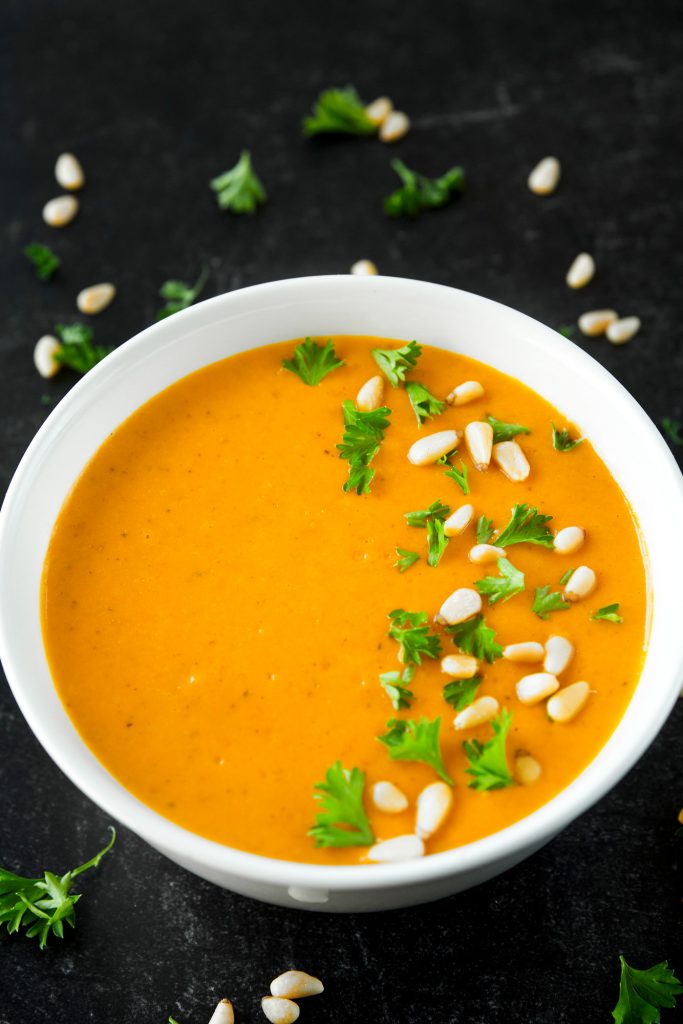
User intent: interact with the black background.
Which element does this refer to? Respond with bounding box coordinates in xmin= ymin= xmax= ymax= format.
xmin=1 ymin=1 xmax=682 ymax=1022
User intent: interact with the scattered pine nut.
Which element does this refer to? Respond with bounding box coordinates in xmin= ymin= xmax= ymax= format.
xmin=547 ymin=681 xmax=590 ymax=723
xmin=444 ymin=503 xmax=474 ymax=536
xmin=563 ymin=565 xmax=597 ymax=602
xmin=503 ymin=642 xmax=545 ymax=663
xmin=678 ymin=807 xmax=683 ymax=825
xmin=372 ymin=780 xmax=409 ymax=814
xmin=527 ymin=156 xmax=561 ymax=196
xmin=356 ymin=374 xmax=384 ymax=412
xmin=543 ymin=635 xmax=574 ymax=676
xmin=606 ymin=316 xmax=641 ymax=345
xmin=441 ymin=653 xmax=479 ymax=678
xmin=365 ymin=97 xmax=393 ymax=126
xmin=208 ymin=999 xmax=235 ymax=1024
xmin=33 ymin=335 xmax=63 ymax=379
xmin=77 ymin=282 xmax=116 ymax=315
xmin=42 ymin=194 xmax=79 ymax=228
xmin=465 ymin=421 xmax=493 ymax=471
xmin=453 ymin=695 xmax=499 ymax=730
xmin=350 ymin=259 xmax=378 ymax=276
xmin=446 ymin=380 xmax=484 ymax=406
xmin=54 ymin=152 xmax=84 ymax=191
xmin=261 ymin=996 xmax=300 ymax=1024
xmin=566 ymin=252 xmax=595 ymax=289
xmin=493 ymin=440 xmax=530 ymax=482
xmin=578 ymin=309 xmax=618 ymax=337
xmin=415 ymin=781 xmax=453 ymax=840
xmin=553 ymin=526 xmax=585 ymax=555
xmin=438 ymin=587 xmax=482 ymax=626
xmin=270 ymin=972 xmax=324 ymax=1000
xmin=407 ymin=429 xmax=460 ymax=466
xmin=379 ymin=110 xmax=410 ymax=143
xmin=468 ymin=543 xmax=506 ymax=564
xmin=516 ymin=672 xmax=561 ymax=705
xmin=367 ymin=834 xmax=425 ymax=862
xmin=515 ymin=752 xmax=542 ymax=785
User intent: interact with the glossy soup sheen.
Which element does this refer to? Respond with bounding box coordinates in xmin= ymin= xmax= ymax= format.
xmin=42 ymin=336 xmax=648 ymax=864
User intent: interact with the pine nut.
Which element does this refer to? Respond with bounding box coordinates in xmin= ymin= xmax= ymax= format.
xmin=270 ymin=972 xmax=324 ymax=999
xmin=365 ymin=96 xmax=393 ymax=125
xmin=372 ymin=780 xmax=409 ymax=814
xmin=547 ymin=681 xmax=590 ymax=723
xmin=33 ymin=335 xmax=63 ymax=379
xmin=566 ymin=252 xmax=595 ymax=289
xmin=54 ymin=152 xmax=84 ymax=191
xmin=379 ymin=110 xmax=410 ymax=143
xmin=261 ymin=996 xmax=300 ymax=1024
xmin=515 ymin=752 xmax=542 ymax=785
xmin=543 ymin=635 xmax=574 ymax=675
xmin=441 ymin=653 xmax=478 ymax=678
xmin=606 ymin=316 xmax=641 ymax=345
xmin=42 ymin=194 xmax=79 ymax=228
xmin=503 ymin=642 xmax=545 ymax=663
xmin=453 ymin=695 xmax=499 ymax=730
xmin=407 ymin=429 xmax=460 ymax=466
xmin=468 ymin=543 xmax=506 ymax=564
xmin=446 ymin=380 xmax=484 ymax=406
xmin=553 ymin=526 xmax=585 ymax=555
xmin=367 ymin=834 xmax=425 ymax=862
xmin=415 ymin=781 xmax=453 ymax=840
xmin=77 ymin=282 xmax=116 ymax=315
xmin=444 ymin=503 xmax=474 ymax=536
xmin=493 ymin=440 xmax=530 ymax=482
xmin=438 ymin=587 xmax=482 ymax=625
xmin=516 ymin=672 xmax=560 ymax=705
xmin=578 ymin=309 xmax=618 ymax=337
xmin=527 ymin=156 xmax=561 ymax=196
xmin=564 ymin=565 xmax=596 ymax=602
xmin=350 ymin=259 xmax=378 ymax=276
xmin=208 ymin=999 xmax=235 ymax=1024
xmin=465 ymin=421 xmax=493 ymax=471
xmin=356 ymin=375 xmax=384 ymax=412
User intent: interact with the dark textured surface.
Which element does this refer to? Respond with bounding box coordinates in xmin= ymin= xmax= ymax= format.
xmin=1 ymin=1 xmax=682 ymax=1021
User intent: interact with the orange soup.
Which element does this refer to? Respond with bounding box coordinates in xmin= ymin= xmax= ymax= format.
xmin=42 ymin=336 xmax=648 ymax=864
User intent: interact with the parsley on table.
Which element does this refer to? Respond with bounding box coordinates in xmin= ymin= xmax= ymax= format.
xmin=463 ymin=710 xmax=515 ymax=791
xmin=532 ymin=585 xmax=570 ymax=620
xmin=495 ymin=503 xmax=554 ymax=548
xmin=302 ymin=87 xmax=377 ymax=136
xmin=486 ymin=414 xmax=530 ymax=444
xmin=336 ymin=400 xmax=391 ymax=494
xmin=308 ymin=762 xmax=374 ymax=848
xmin=444 ymin=459 xmax=470 ymax=495
xmin=393 ymin=547 xmax=420 ymax=573
xmin=380 ymin=666 xmax=415 ymax=710
xmin=372 ymin=340 xmax=422 ymax=387
xmin=282 ymin=337 xmax=344 ymax=385
xmin=476 ymin=516 xmax=495 ymax=544
xmin=210 ymin=150 xmax=266 ymax=213
xmin=447 ymin=614 xmax=503 ymax=663
xmin=384 ymin=160 xmax=465 ymax=218
xmin=156 ymin=268 xmax=208 ymax=320
xmin=552 ymin=422 xmax=583 ymax=452
xmin=611 ymin=956 xmax=681 ymax=1023
xmin=54 ymin=322 xmax=110 ymax=374
xmin=426 ymin=517 xmax=449 ymax=567
xmin=475 ymin=557 xmax=525 ymax=605
xmin=24 ymin=243 xmax=60 ymax=281
xmin=378 ymin=717 xmax=453 ymax=784
xmin=405 ymin=380 xmax=446 ymax=425
xmin=662 ymin=418 xmax=683 ymax=445
xmin=592 ymin=603 xmax=623 ymax=623
xmin=443 ymin=675 xmax=481 ymax=710
xmin=388 ymin=608 xmax=442 ymax=665
xmin=404 ymin=499 xmax=451 ymax=528
xmin=0 ymin=829 xmax=115 ymax=949
xmin=558 ymin=325 xmax=575 ymax=338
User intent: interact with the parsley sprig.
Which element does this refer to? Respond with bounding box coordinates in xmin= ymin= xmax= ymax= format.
xmin=476 ymin=516 xmax=495 ymax=544
xmin=404 ymin=499 xmax=451 ymax=527
xmin=463 ymin=711 xmax=515 ymax=791
xmin=337 ymin=400 xmax=391 ymax=494
xmin=156 ymin=268 xmax=208 ymax=320
xmin=443 ymin=676 xmax=481 ymax=710
xmin=372 ymin=340 xmax=422 ymax=387
xmin=533 ymin=585 xmax=570 ymax=620
xmin=380 ymin=666 xmax=415 ymax=710
xmin=592 ymin=603 xmax=623 ymax=623
xmin=611 ymin=956 xmax=681 ymax=1023
xmin=393 ymin=547 xmax=420 ymax=573
xmin=475 ymin=557 xmax=525 ymax=605
xmin=388 ymin=608 xmax=442 ymax=665
xmin=447 ymin=615 xmax=502 ymax=663
xmin=302 ymin=87 xmax=376 ymax=136
xmin=486 ymin=414 xmax=530 ymax=444
xmin=55 ymin=323 xmax=110 ymax=374
xmin=210 ymin=151 xmax=266 ymax=213
xmin=308 ymin=762 xmax=374 ymax=848
xmin=384 ymin=160 xmax=465 ymax=218
xmin=443 ymin=459 xmax=470 ymax=495
xmin=662 ymin=418 xmax=683 ymax=445
xmin=378 ymin=717 xmax=453 ymax=784
xmin=426 ymin=517 xmax=449 ymax=567
xmin=282 ymin=337 xmax=344 ymax=385
xmin=24 ymin=243 xmax=60 ymax=281
xmin=405 ymin=380 xmax=446 ymax=425
xmin=495 ymin=504 xmax=554 ymax=548
xmin=552 ymin=422 xmax=583 ymax=452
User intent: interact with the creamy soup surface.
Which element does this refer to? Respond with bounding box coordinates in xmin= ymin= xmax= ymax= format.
xmin=42 ymin=336 xmax=648 ymax=864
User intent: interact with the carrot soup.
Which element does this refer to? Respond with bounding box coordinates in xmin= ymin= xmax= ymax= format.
xmin=41 ymin=336 xmax=648 ymax=864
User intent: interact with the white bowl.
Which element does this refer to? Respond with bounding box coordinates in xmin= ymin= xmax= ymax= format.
xmin=1 ymin=276 xmax=682 ymax=912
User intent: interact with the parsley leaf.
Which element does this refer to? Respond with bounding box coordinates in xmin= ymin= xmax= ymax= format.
xmin=404 ymin=500 xmax=451 ymax=528
xmin=282 ymin=337 xmax=344 ymax=385
xmin=495 ymin=503 xmax=554 ymax=548
xmin=380 ymin=666 xmax=415 ymax=710
xmin=378 ymin=717 xmax=453 ymax=784
xmin=393 ymin=547 xmax=420 ymax=573
xmin=559 ymin=567 xmax=575 ymax=585
xmin=388 ymin=608 xmax=442 ymax=665
xmin=443 ymin=675 xmax=481 ymax=710
xmin=426 ymin=517 xmax=449 ymax=567
xmin=662 ymin=418 xmax=683 ymax=445
xmin=447 ymin=615 xmax=503 ymax=664
xmin=156 ymin=268 xmax=208 ymax=320
xmin=302 ymin=87 xmax=376 ymax=136
xmin=476 ymin=516 xmax=495 ymax=544
xmin=384 ymin=160 xmax=465 ymax=218
xmin=444 ymin=460 xmax=470 ymax=495
xmin=336 ymin=400 xmax=391 ymax=494
xmin=0 ymin=829 xmax=115 ymax=949
xmin=405 ymin=380 xmax=446 ymax=425
xmin=54 ymin=323 xmax=111 ymax=374
xmin=308 ymin=762 xmax=374 ymax=848
xmin=475 ymin=557 xmax=525 ymax=605
xmin=558 ymin=325 xmax=575 ymax=338
xmin=210 ymin=150 xmax=266 ymax=213
xmin=486 ymin=414 xmax=530 ymax=444
xmin=463 ymin=710 xmax=515 ymax=791
xmin=592 ymin=603 xmax=623 ymax=623
xmin=611 ymin=956 xmax=682 ymax=1024
xmin=552 ymin=422 xmax=584 ymax=452
xmin=372 ymin=340 xmax=422 ymax=387
xmin=532 ymin=585 xmax=570 ymax=620
xmin=24 ymin=243 xmax=60 ymax=281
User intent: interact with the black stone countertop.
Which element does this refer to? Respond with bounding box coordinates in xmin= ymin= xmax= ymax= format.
xmin=1 ymin=1 xmax=682 ymax=1021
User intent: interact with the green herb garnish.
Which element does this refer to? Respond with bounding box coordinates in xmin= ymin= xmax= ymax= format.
xmin=393 ymin=547 xmax=420 ymax=573
xmin=337 ymin=400 xmax=391 ymax=494
xmin=495 ymin=503 xmax=554 ymax=548
xmin=282 ymin=337 xmax=344 ymax=385
xmin=156 ymin=268 xmax=208 ymax=320
xmin=443 ymin=676 xmax=481 ymax=711
xmin=378 ymin=717 xmax=453 ymax=784
xmin=210 ymin=150 xmax=266 ymax=213
xmin=302 ymin=87 xmax=376 ymax=137
xmin=447 ymin=614 xmax=502 ymax=663
xmin=380 ymin=666 xmax=415 ymax=710
xmin=475 ymin=557 xmax=525 ymax=605
xmin=559 ymin=567 xmax=574 ymax=585
xmin=372 ymin=340 xmax=422 ymax=387
xmin=388 ymin=608 xmax=442 ymax=665
xmin=486 ymin=414 xmax=530 ymax=444
xmin=532 ymin=585 xmax=570 ymax=620
xmin=558 ymin=325 xmax=575 ymax=338
xmin=24 ymin=243 xmax=60 ymax=281
xmin=592 ymin=603 xmax=623 ymax=623
xmin=404 ymin=499 xmax=451 ymax=528
xmin=463 ymin=711 xmax=515 ymax=791
xmin=308 ymin=762 xmax=374 ymax=848
xmin=426 ymin=517 xmax=449 ymax=567
xmin=444 ymin=460 xmax=470 ymax=495
xmin=384 ymin=160 xmax=465 ymax=218
xmin=405 ymin=380 xmax=446 ymax=425
xmin=476 ymin=516 xmax=495 ymax=544
xmin=55 ymin=323 xmax=110 ymax=374
xmin=662 ymin=418 xmax=683 ymax=445
xmin=552 ymin=422 xmax=584 ymax=452
xmin=611 ymin=956 xmax=681 ymax=1024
